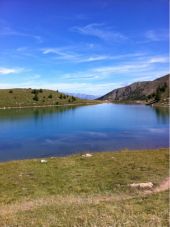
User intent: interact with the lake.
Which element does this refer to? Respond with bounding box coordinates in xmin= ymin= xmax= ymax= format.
xmin=0 ymin=103 xmax=169 ymax=161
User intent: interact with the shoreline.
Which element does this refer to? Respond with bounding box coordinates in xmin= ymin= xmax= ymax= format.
xmin=0 ymin=101 xmax=168 ymax=110
xmin=111 ymin=101 xmax=169 ymax=107
xmin=0 ymin=102 xmax=101 ymax=110
xmin=0 ymin=147 xmax=169 ymax=164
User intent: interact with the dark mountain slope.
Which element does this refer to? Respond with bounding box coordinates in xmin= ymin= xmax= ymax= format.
xmin=98 ymin=74 xmax=169 ymax=104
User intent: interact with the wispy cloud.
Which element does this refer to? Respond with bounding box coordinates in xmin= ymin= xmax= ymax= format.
xmin=71 ymin=23 xmax=127 ymax=42
xmin=42 ymin=47 xmax=112 ymax=63
xmin=148 ymin=56 xmax=169 ymax=63
xmin=144 ymin=29 xmax=169 ymax=42
xmin=64 ymin=55 xmax=169 ymax=79
xmin=0 ymin=67 xmax=24 ymax=75
xmin=93 ymin=56 xmax=169 ymax=75
xmin=0 ymin=26 xmax=42 ymax=42
xmin=42 ymin=46 xmax=146 ymax=64
xmin=0 ymin=81 xmax=123 ymax=96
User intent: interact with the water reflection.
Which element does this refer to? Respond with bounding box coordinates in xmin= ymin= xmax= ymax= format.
xmin=153 ymin=106 xmax=169 ymax=123
xmin=0 ymin=106 xmax=78 ymax=122
xmin=0 ymin=105 xmax=169 ymax=124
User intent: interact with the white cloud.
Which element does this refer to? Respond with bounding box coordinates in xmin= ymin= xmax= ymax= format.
xmin=92 ymin=56 xmax=169 ymax=75
xmin=62 ymin=55 xmax=169 ymax=81
xmin=0 ymin=26 xmax=42 ymax=42
xmin=0 ymin=67 xmax=24 ymax=75
xmin=145 ymin=29 xmax=169 ymax=42
xmin=148 ymin=56 xmax=169 ymax=63
xmin=71 ymin=23 xmax=127 ymax=42
xmin=93 ymin=64 xmax=148 ymax=74
xmin=0 ymin=81 xmax=123 ymax=96
xmin=42 ymin=47 xmax=112 ymax=63
xmin=0 ymin=68 xmax=168 ymax=96
xmin=42 ymin=46 xmax=147 ymax=64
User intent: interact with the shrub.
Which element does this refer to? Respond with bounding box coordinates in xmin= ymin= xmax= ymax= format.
xmin=72 ymin=96 xmax=76 ymax=101
xmin=33 ymin=94 xmax=39 ymax=101
xmin=48 ymin=94 xmax=53 ymax=99
xmin=39 ymin=89 xmax=43 ymax=93
xmin=32 ymin=89 xmax=38 ymax=94
xmin=155 ymin=88 xmax=161 ymax=102
xmin=9 ymin=90 xmax=13 ymax=93
xmin=147 ymin=94 xmax=152 ymax=99
xmin=158 ymin=83 xmax=167 ymax=93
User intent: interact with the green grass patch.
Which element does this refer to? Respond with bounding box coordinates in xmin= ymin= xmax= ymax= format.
xmin=0 ymin=88 xmax=100 ymax=108
xmin=0 ymin=148 xmax=169 ymax=226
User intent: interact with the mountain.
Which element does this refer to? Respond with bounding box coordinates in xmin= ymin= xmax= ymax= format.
xmin=64 ymin=93 xmax=98 ymax=100
xmin=98 ymin=74 xmax=169 ymax=105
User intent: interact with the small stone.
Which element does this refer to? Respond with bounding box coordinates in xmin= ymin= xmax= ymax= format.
xmin=129 ymin=182 xmax=153 ymax=189
xmin=40 ymin=159 xmax=48 ymax=163
xmin=82 ymin=153 xmax=93 ymax=157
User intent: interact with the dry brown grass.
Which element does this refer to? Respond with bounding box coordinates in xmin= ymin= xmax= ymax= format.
xmin=0 ymin=192 xmax=168 ymax=227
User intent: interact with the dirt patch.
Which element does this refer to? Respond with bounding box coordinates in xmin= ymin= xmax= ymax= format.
xmin=144 ymin=177 xmax=170 ymax=195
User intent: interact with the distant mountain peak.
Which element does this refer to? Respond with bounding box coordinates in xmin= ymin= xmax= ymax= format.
xmin=63 ymin=92 xmax=99 ymax=100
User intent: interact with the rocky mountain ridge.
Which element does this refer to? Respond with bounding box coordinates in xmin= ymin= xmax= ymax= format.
xmin=98 ymin=74 xmax=169 ymax=105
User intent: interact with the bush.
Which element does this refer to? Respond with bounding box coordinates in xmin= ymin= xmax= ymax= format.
xmin=33 ymin=94 xmax=39 ymax=101
xmin=48 ymin=94 xmax=53 ymax=99
xmin=9 ymin=90 xmax=13 ymax=93
xmin=32 ymin=89 xmax=38 ymax=94
xmin=155 ymin=89 xmax=161 ymax=102
xmin=147 ymin=94 xmax=152 ymax=99
xmin=39 ymin=89 xmax=43 ymax=93
xmin=72 ymin=96 xmax=76 ymax=101
xmin=159 ymin=83 xmax=167 ymax=93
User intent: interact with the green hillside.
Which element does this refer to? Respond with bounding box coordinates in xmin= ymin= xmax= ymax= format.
xmin=0 ymin=89 xmax=98 ymax=108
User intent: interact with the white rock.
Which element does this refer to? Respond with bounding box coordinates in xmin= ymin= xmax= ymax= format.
xmin=40 ymin=159 xmax=48 ymax=163
xmin=82 ymin=153 xmax=93 ymax=157
xmin=129 ymin=182 xmax=153 ymax=189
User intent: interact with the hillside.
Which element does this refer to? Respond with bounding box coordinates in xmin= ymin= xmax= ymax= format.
xmin=0 ymin=89 xmax=98 ymax=108
xmin=98 ymin=74 xmax=169 ymax=105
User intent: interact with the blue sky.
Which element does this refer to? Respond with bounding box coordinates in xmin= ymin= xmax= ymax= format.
xmin=0 ymin=0 xmax=169 ymax=96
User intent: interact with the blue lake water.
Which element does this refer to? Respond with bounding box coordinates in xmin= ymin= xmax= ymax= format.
xmin=0 ymin=103 xmax=169 ymax=161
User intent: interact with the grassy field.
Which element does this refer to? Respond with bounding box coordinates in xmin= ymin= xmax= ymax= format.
xmin=0 ymin=89 xmax=99 ymax=108
xmin=0 ymin=148 xmax=169 ymax=226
